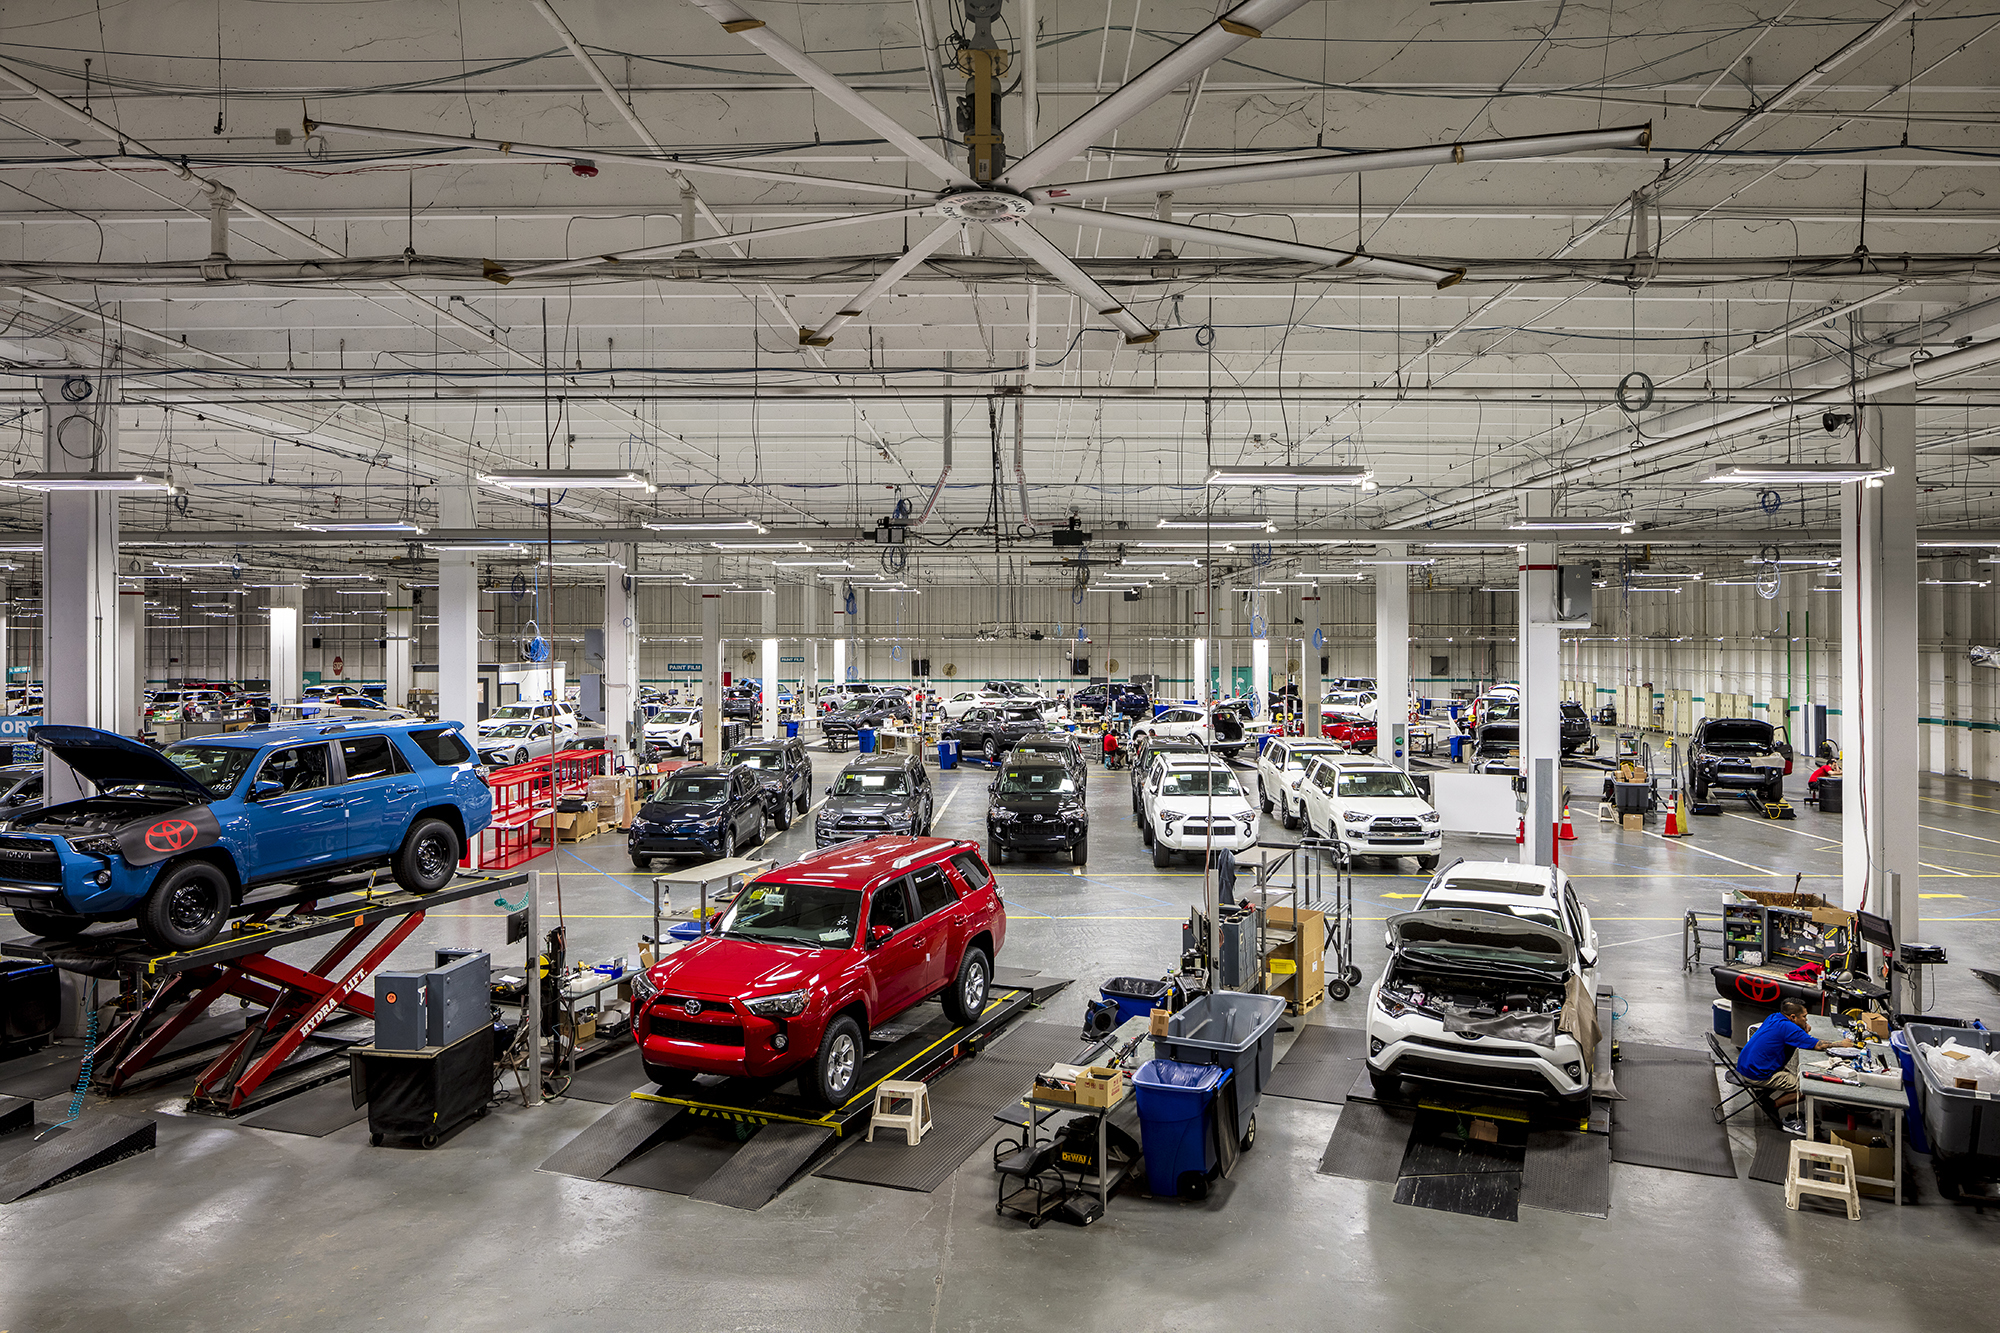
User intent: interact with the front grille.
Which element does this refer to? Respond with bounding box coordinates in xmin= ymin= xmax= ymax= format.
xmin=1370 ymin=817 xmax=1424 ymax=834
xmin=657 ymin=996 xmax=733 ymax=1014
xmin=1410 ymin=1035 xmax=1535 ymax=1057
xmin=1392 ymin=1053 xmax=1555 ymax=1092
xmin=0 ymin=837 xmax=63 ymax=884
xmin=649 ymin=1017 xmax=746 ymax=1046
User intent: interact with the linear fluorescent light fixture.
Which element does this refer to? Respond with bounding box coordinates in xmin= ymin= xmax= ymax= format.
xmin=1157 ymin=515 xmax=1275 ymax=531
xmin=1206 ymin=466 xmax=1373 ymax=487
xmin=303 ymin=572 xmax=378 ymax=581
xmin=1704 ymin=463 xmax=1894 ymax=485
xmin=773 ymin=559 xmax=852 ymax=567
xmin=641 ymin=518 xmax=767 ymax=534
xmin=711 ymin=542 xmax=812 ymax=552
xmin=540 ymin=558 xmax=625 ymax=569
xmin=1123 ymin=558 xmax=1200 ymax=567
xmin=1477 ymin=586 xmax=1520 ymax=593
xmin=1423 ymin=542 xmax=1523 ymax=550
xmin=294 ymin=520 xmax=426 ymax=534
xmin=424 ymin=540 xmax=529 ymax=553
xmin=1136 ymin=541 xmax=1237 ymax=551
xmin=0 ymin=542 xmax=39 ymax=552
xmin=335 ymin=587 xmax=386 ymax=596
xmin=479 ymin=468 xmax=656 ymax=492
xmin=1923 ymin=539 xmax=2000 ymax=549
xmin=1923 ymin=579 xmax=1991 ymax=587
xmin=1353 ymin=558 xmax=1437 ymax=567
xmin=1744 ymin=557 xmax=1838 ymax=567
xmin=819 ymin=571 xmax=889 ymax=580
xmin=154 ymin=560 xmax=241 ymax=570
xmin=1506 ymin=516 xmax=1634 ymax=533
xmin=1628 ymin=571 xmax=1703 ymax=580
xmin=2 ymin=471 xmax=176 ymax=493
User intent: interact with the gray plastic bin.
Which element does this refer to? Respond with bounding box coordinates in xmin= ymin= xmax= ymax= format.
xmin=1905 ymin=1023 xmax=2000 ymax=1167
xmin=1156 ymin=991 xmax=1286 ymax=1147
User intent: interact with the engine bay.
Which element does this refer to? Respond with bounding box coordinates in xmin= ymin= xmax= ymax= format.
xmin=10 ymin=797 xmax=190 ymax=835
xmin=1379 ymin=958 xmax=1566 ymax=1021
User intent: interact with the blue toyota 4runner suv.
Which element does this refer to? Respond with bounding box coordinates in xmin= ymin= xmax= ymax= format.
xmin=0 ymin=721 xmax=492 ymax=951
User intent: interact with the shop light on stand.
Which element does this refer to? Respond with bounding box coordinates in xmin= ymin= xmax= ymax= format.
xmin=479 ymin=468 xmax=656 ymax=493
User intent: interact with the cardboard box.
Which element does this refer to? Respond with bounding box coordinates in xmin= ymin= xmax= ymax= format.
xmin=1830 ymin=1128 xmax=1895 ymax=1198
xmin=572 ymin=1016 xmax=598 ymax=1044
xmin=1073 ymin=1066 xmax=1126 ymax=1108
xmin=1861 ymin=1012 xmax=1889 ymax=1040
xmin=1622 ymin=814 xmax=1645 ymax=831
xmin=555 ymin=807 xmax=599 ymax=842
xmin=1148 ymin=1008 xmax=1170 ymax=1037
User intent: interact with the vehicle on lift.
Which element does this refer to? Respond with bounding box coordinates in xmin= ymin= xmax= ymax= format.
xmin=1140 ymin=756 xmax=1258 ymax=868
xmin=643 ymin=707 xmax=701 ymax=758
xmin=723 ymin=737 xmax=814 ymax=829
xmin=1010 ymin=730 xmax=1088 ymax=787
xmin=938 ymin=689 xmax=1012 ymax=721
xmin=1560 ymin=701 xmax=1600 ymax=757
xmin=1686 ymin=717 xmax=1792 ymax=803
xmin=942 ymin=703 xmax=1045 ymax=763
xmin=0 ymin=722 xmax=489 ymax=951
xmin=1366 ymin=860 xmax=1599 ymax=1111
xmin=1470 ymin=721 xmax=1522 ymax=776
xmin=1128 ymin=704 xmax=1247 ymax=758
xmin=1323 ymin=689 xmax=1379 ymax=720
xmin=1256 ymin=737 xmax=1351 ymax=831
xmin=820 ymin=693 xmax=913 ymax=743
xmin=629 ymin=837 xmax=1007 ymax=1107
xmin=1130 ymin=737 xmax=1209 ymax=813
xmin=1296 ymin=756 xmax=1442 ymax=870
xmin=815 ymin=752 xmax=934 ymax=846
xmin=987 ymin=759 xmax=1089 ymax=866
xmin=1322 ymin=711 xmax=1378 ymax=754
xmin=476 ymin=719 xmax=565 ymax=768
xmin=982 ymin=680 xmax=1049 ymax=706
xmin=627 ymin=764 xmax=769 ymax=868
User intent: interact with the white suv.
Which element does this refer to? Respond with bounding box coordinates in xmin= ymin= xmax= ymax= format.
xmin=480 ymin=701 xmax=579 ymax=737
xmin=1256 ymin=738 xmax=1350 ymax=831
xmin=1141 ymin=757 xmax=1259 ymax=868
xmin=1130 ymin=704 xmax=1248 ymax=757
xmin=1366 ymin=861 xmax=1600 ymax=1110
xmin=1298 ymin=757 xmax=1442 ymax=869
xmin=644 ymin=706 xmax=701 ymax=756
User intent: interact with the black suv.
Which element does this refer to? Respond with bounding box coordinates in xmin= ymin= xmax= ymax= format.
xmin=723 ymin=737 xmax=814 ymax=829
xmin=814 ymin=752 xmax=935 ymax=846
xmin=722 ymin=685 xmax=758 ymax=720
xmin=1011 ymin=730 xmax=1088 ymax=786
xmin=820 ymin=694 xmax=912 ymax=743
xmin=1687 ymin=717 xmax=1792 ymax=802
xmin=987 ymin=759 xmax=1089 ymax=866
xmin=1560 ymin=701 xmax=1598 ymax=757
xmin=1471 ymin=722 xmax=1521 ymax=776
xmin=945 ymin=703 xmax=1044 ymax=763
xmin=628 ymin=764 xmax=769 ymax=868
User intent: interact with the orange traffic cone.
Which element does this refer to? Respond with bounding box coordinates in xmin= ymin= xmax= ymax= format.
xmin=1559 ymin=804 xmax=1577 ymax=841
xmin=1664 ymin=791 xmax=1687 ymax=837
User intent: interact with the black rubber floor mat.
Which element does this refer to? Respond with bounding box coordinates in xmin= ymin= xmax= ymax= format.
xmin=1398 ymin=1109 xmax=1528 ymax=1178
xmin=1394 ymin=1170 xmax=1522 ymax=1222
xmin=992 ymin=966 xmax=1042 ymax=988
xmin=1520 ymin=1129 xmax=1612 ymax=1217
xmin=1747 ymin=1122 xmax=1794 ymax=1185
xmin=0 ymin=1112 xmax=156 ymax=1203
xmin=0 ymin=1095 xmax=30 ymax=1136
xmin=603 ymin=1129 xmax=741 ymax=1195
xmin=239 ymin=1080 xmax=366 ymax=1137
xmin=1316 ymin=1102 xmax=1415 ymax=1184
xmin=1608 ymin=1043 xmax=1738 ymax=1179
xmin=1265 ymin=1025 xmax=1369 ymax=1105
xmin=539 ymin=1097 xmax=686 ymax=1180
xmin=692 ymin=1122 xmax=837 ymax=1209
xmin=559 ymin=1048 xmax=649 ymax=1106
xmin=0 ymin=1056 xmax=85 ymax=1102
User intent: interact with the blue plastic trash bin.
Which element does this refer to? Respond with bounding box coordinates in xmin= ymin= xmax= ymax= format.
xmin=1132 ymin=1059 xmax=1228 ymax=1198
xmin=1448 ymin=734 xmax=1466 ymax=762
xmin=1099 ymin=976 xmax=1172 ymax=1026
xmin=784 ymin=720 xmax=799 ymax=738
xmin=858 ymin=727 xmax=877 ymax=754
xmin=937 ymin=739 xmax=959 ymax=770
xmin=1889 ymin=1029 xmax=1931 ymax=1154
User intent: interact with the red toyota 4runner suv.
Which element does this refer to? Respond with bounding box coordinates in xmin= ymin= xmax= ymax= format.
xmin=629 ymin=837 xmax=1007 ymax=1107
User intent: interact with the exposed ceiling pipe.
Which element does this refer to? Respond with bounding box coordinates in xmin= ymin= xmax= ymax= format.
xmin=918 ymin=352 xmax=953 ymax=524
xmin=1012 ymin=385 xmax=1037 ymax=530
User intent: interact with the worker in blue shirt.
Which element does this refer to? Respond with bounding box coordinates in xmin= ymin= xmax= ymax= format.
xmin=1738 ymin=999 xmax=1840 ymax=1122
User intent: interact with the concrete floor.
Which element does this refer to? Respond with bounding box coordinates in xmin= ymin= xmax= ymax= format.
xmin=3 ymin=747 xmax=1998 ymax=1332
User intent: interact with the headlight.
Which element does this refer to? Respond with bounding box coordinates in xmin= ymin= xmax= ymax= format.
xmin=1420 ymin=810 xmax=1441 ymax=824
xmin=743 ymin=988 xmax=809 ymax=1018
xmin=70 ymin=835 xmax=120 ymax=859
xmin=1342 ymin=810 xmax=1371 ymax=824
xmin=629 ymin=818 xmax=654 ymax=833
xmin=989 ymin=807 xmax=1019 ymax=822
xmin=695 ymin=813 xmax=726 ymax=829
xmin=1376 ymin=991 xmax=1410 ymax=1018
xmin=1160 ymin=811 xmax=1182 ymax=829
xmin=630 ymin=969 xmax=661 ymax=1003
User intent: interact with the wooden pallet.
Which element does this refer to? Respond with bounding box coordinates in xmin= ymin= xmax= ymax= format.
xmin=1286 ymin=987 xmax=1326 ymax=1017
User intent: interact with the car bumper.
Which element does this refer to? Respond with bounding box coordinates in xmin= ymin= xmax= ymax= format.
xmin=816 ymin=824 xmax=911 ymax=846
xmin=1158 ymin=826 xmax=1257 ymax=852
xmin=636 ymin=1009 xmax=806 ymax=1080
xmin=990 ymin=822 xmax=1085 ymax=852
xmin=1341 ymin=832 xmax=1442 ymax=856
xmin=1702 ymin=768 xmax=1781 ymax=788
xmin=629 ymin=828 xmax=726 ymax=857
xmin=1367 ymin=1012 xmax=1587 ymax=1100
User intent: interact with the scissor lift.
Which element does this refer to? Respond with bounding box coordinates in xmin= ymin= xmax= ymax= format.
xmin=4 ymin=870 xmax=531 ymax=1113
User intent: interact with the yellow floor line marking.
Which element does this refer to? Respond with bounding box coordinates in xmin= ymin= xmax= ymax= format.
xmin=1920 ymin=795 xmax=2000 ymax=814
xmin=1920 ymin=893 xmax=1969 ymax=899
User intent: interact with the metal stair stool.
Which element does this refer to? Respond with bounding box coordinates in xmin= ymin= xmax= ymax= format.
xmin=866 ymin=1079 xmax=933 ymax=1146
xmin=1785 ymin=1140 xmax=1861 ymax=1220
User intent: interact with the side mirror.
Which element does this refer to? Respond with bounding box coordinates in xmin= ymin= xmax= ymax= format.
xmin=868 ymin=923 xmax=894 ymax=948
xmin=825 ymin=785 xmax=833 ymax=796
xmin=1578 ymin=948 xmax=1599 ymax=970
xmin=252 ymin=779 xmax=284 ymax=801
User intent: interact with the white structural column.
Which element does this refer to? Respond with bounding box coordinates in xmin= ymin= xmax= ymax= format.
xmin=802 ymin=578 xmax=820 ymax=719
xmin=1216 ymin=593 xmax=1235 ymax=704
xmin=116 ymin=589 xmax=144 ymax=735
xmin=759 ymin=583 xmax=779 ymax=739
xmin=41 ymin=375 xmax=119 ymax=802
xmin=267 ymin=578 xmax=303 ymax=709
xmin=0 ymin=582 xmax=9 ymax=713
xmin=702 ymin=555 xmax=724 ymax=756
xmin=384 ymin=584 xmax=414 ymax=713
xmin=1841 ymin=386 xmax=1920 ymax=1006
xmin=1303 ymin=556 xmax=1323 ymax=736
xmin=1518 ymin=497 xmax=1562 ymax=866
xmin=1376 ymin=543 xmax=1411 ymax=768
xmin=1249 ymin=588 xmax=1270 ymax=729
xmin=436 ymin=485 xmax=481 ymax=728
xmin=603 ymin=544 xmax=638 ymax=761
xmin=1191 ymin=636 xmax=1208 ymax=704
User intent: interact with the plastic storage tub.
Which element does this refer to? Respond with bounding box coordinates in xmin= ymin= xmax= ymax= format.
xmin=1888 ymin=1029 xmax=1931 ymax=1155
xmin=1100 ymin=977 xmax=1173 ymax=1026
xmin=1156 ymin=991 xmax=1286 ymax=1147
xmin=1131 ymin=1059 xmax=1227 ymax=1198
xmin=1905 ymin=1022 xmax=2000 ymax=1183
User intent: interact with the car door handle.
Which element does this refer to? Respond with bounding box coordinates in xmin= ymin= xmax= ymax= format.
xmin=317 ymin=798 xmax=346 ymax=809
xmin=391 ymin=785 xmax=418 ymax=796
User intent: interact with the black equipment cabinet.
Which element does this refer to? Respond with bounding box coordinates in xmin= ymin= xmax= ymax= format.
xmin=350 ymin=1026 xmax=494 ymax=1148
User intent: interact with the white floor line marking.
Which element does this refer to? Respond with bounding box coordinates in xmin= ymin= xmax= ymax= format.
xmin=1635 ymin=826 xmax=1786 ymax=877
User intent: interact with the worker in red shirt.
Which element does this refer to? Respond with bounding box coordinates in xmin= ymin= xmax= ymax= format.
xmin=1101 ymin=727 xmax=1122 ymax=769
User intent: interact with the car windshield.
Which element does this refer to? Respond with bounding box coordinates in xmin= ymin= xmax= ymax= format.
xmin=161 ymin=743 xmax=259 ymax=797
xmin=1483 ymin=702 xmax=1520 ymax=721
xmin=1423 ymin=897 xmax=1564 ymax=932
xmin=1016 ymin=744 xmax=1066 ymax=760
xmin=488 ymin=723 xmax=537 ymax=739
xmin=719 ymin=881 xmax=862 ymax=949
xmin=1160 ymin=769 xmax=1240 ymax=797
xmin=1286 ymin=748 xmax=1338 ymax=771
xmin=729 ymin=751 xmax=781 ymax=770
xmin=1000 ymin=707 xmax=1040 ymax=723
xmin=656 ymin=775 xmax=728 ymax=803
xmin=1704 ymin=722 xmax=1773 ymax=746
xmin=1338 ymin=771 xmax=1419 ymax=798
xmin=998 ymin=767 xmax=1077 ymax=795
xmin=652 ymin=710 xmax=695 ymax=725
xmin=834 ymin=770 xmax=904 ymax=796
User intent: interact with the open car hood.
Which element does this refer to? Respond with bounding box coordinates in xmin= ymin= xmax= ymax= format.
xmin=1387 ymin=908 xmax=1575 ymax=970
xmin=32 ymin=725 xmax=214 ymax=801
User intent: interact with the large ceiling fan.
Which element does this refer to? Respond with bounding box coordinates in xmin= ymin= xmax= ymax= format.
xmin=316 ymin=0 xmax=1650 ymax=347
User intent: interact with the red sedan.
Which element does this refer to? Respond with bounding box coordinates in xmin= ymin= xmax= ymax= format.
xmin=629 ymin=837 xmax=1008 ymax=1107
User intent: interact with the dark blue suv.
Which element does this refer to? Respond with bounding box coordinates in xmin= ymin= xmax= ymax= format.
xmin=0 ymin=722 xmax=492 ymax=951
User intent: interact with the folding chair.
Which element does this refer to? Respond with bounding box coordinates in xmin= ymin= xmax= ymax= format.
xmin=1706 ymin=1031 xmax=1786 ymax=1128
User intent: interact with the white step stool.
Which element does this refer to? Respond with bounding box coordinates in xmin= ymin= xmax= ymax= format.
xmin=866 ymin=1079 xmax=934 ymax=1146
xmin=1597 ymin=801 xmax=1616 ymax=823
xmin=1786 ymin=1139 xmax=1861 ymax=1219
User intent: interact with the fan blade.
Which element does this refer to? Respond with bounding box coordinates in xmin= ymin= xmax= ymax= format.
xmin=1029 ymin=124 xmax=1654 ymax=204
xmin=683 ymin=0 xmax=975 ymax=189
xmin=1046 ymin=204 xmax=1465 ymax=288
xmin=992 ymin=223 xmax=1157 ymax=345
xmin=801 ymin=218 xmax=960 ymax=346
xmin=508 ymin=206 xmax=937 ymax=278
xmin=999 ymin=0 xmax=1312 ymax=189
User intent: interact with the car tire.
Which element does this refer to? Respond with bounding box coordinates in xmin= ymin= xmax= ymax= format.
xmin=796 ymin=790 xmax=810 ymax=815
xmin=513 ymin=748 xmax=528 ymax=766
xmin=12 ymin=908 xmax=88 ymax=939
xmin=804 ymin=1013 xmax=865 ymax=1108
xmin=1417 ymin=855 xmax=1440 ymax=871
xmin=673 ymin=739 xmax=688 ymax=757
xmin=1368 ymin=1067 xmax=1400 ymax=1100
xmin=983 ymin=737 xmax=999 ymax=763
xmin=643 ymin=1061 xmax=698 ymax=1093
xmin=989 ymin=840 xmax=1007 ymax=866
xmin=941 ymin=946 xmax=991 ymax=1025
xmin=1281 ymin=797 xmax=1299 ymax=831
xmin=1072 ymin=836 xmax=1088 ymax=866
xmin=720 ymin=827 xmax=736 ymax=860
xmin=774 ymin=800 xmax=791 ymax=831
xmin=1690 ymin=774 xmax=1708 ymax=803
xmin=1152 ymin=838 xmax=1173 ymax=869
xmin=631 ymin=852 xmax=653 ymax=871
xmin=141 ymin=859 xmax=231 ymax=951
xmin=1260 ymin=791 xmax=1272 ymax=815
xmin=1140 ymin=818 xmax=1154 ymax=846
xmin=392 ymin=817 xmax=461 ymax=894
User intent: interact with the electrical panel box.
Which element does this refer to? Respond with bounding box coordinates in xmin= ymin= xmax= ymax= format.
xmin=425 ymin=951 xmax=491 ymax=1048
xmin=1556 ymin=564 xmax=1596 ymax=625
xmin=375 ymin=971 xmax=428 ymax=1051
xmin=578 ymin=672 xmax=605 ymax=723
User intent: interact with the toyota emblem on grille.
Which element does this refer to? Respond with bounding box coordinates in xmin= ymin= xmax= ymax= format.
xmin=682 ymin=999 xmax=702 ymax=1016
